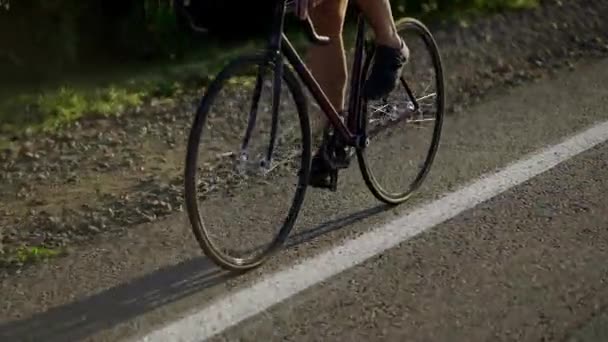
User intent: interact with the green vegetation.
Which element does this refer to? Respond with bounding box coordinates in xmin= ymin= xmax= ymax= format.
xmin=393 ymin=0 xmax=538 ymax=18
xmin=15 ymin=246 xmax=63 ymax=262
xmin=0 ymin=0 xmax=538 ymax=138
xmin=0 ymin=39 xmax=265 ymax=137
xmin=1 ymin=84 xmax=146 ymax=135
xmin=0 ymin=246 xmax=64 ymax=268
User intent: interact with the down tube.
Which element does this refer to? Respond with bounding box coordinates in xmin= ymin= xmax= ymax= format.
xmin=280 ymin=35 xmax=356 ymax=144
xmin=347 ymin=14 xmax=367 ymax=132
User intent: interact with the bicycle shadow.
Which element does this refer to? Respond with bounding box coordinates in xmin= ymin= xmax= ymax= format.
xmin=0 ymin=204 xmax=390 ymax=342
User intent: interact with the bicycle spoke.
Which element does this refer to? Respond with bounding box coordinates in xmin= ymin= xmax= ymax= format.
xmin=357 ymin=18 xmax=444 ymax=204
xmin=416 ymin=92 xmax=436 ymax=103
xmin=184 ymin=54 xmax=311 ymax=270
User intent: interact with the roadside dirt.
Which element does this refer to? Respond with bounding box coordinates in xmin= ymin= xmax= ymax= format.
xmin=1 ymin=0 xmax=607 ymax=274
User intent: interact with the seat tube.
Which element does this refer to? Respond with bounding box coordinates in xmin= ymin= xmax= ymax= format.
xmin=268 ymin=0 xmax=288 ymax=53
xmin=347 ymin=14 xmax=367 ymax=132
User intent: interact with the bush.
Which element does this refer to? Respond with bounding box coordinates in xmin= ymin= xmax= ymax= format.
xmin=0 ymin=0 xmax=538 ymax=84
xmin=391 ymin=0 xmax=538 ymax=18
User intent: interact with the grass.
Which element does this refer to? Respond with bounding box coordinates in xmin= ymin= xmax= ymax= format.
xmin=0 ymin=0 xmax=539 ymax=140
xmin=0 ymin=38 xmax=269 ymax=139
xmin=392 ymin=0 xmax=539 ymax=19
xmin=0 ymin=86 xmax=139 ymax=135
xmin=0 ymin=246 xmax=65 ymax=268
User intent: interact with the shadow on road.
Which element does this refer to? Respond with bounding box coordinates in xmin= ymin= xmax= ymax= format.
xmin=0 ymin=204 xmax=390 ymax=342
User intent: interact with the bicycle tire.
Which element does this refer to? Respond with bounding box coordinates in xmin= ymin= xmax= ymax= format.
xmin=184 ymin=54 xmax=311 ymax=271
xmin=357 ymin=18 xmax=445 ymax=205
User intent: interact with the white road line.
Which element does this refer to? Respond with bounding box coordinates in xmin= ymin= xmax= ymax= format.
xmin=137 ymin=120 xmax=608 ymax=342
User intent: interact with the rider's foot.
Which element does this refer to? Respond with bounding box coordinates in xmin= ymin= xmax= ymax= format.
xmin=364 ymin=38 xmax=409 ymax=101
xmin=309 ymin=153 xmax=333 ymax=189
xmin=308 ymin=142 xmax=353 ymax=189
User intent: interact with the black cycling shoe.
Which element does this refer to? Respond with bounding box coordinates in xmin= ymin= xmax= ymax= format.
xmin=308 ymin=154 xmax=333 ymax=189
xmin=364 ymin=39 xmax=409 ymax=101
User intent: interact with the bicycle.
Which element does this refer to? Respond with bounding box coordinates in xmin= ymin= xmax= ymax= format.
xmin=181 ymin=0 xmax=445 ymax=271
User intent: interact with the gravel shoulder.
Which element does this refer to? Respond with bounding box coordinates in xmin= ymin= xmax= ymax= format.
xmin=1 ymin=0 xmax=608 ymax=272
xmin=1 ymin=52 xmax=607 ymax=342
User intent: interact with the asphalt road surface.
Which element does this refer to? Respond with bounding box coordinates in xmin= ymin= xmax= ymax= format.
xmin=2 ymin=57 xmax=608 ymax=342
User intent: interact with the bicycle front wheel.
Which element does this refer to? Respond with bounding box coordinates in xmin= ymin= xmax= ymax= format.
xmin=184 ymin=54 xmax=311 ymax=271
xmin=358 ymin=18 xmax=445 ymax=205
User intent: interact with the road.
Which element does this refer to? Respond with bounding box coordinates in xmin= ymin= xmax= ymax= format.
xmin=1 ymin=57 xmax=608 ymax=342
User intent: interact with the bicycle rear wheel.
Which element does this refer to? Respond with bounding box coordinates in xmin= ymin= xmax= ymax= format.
xmin=184 ymin=54 xmax=311 ymax=271
xmin=357 ymin=18 xmax=445 ymax=204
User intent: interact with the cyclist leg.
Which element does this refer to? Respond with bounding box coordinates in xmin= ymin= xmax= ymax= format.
xmin=306 ymin=0 xmax=349 ymax=188
xmin=357 ymin=0 xmax=409 ymax=100
xmin=304 ymin=0 xmax=409 ymax=188
xmin=306 ymin=0 xmax=349 ymax=137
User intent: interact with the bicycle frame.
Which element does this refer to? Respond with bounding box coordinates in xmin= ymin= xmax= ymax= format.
xmin=267 ymin=0 xmax=370 ymax=148
xmin=183 ymin=0 xmax=445 ymax=270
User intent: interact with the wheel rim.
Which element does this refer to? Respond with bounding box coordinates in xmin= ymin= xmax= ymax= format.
xmin=358 ymin=19 xmax=445 ymax=203
xmin=185 ymin=56 xmax=310 ymax=269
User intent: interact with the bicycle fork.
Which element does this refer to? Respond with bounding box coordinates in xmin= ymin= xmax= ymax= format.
xmin=237 ymin=60 xmax=282 ymax=177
